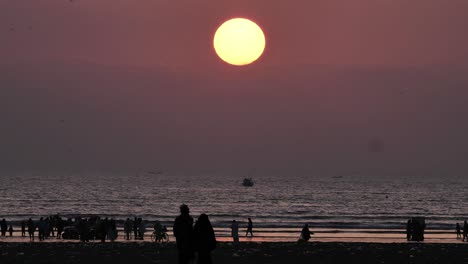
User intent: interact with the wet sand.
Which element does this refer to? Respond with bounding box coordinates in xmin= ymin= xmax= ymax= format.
xmin=1 ymin=241 xmax=468 ymax=264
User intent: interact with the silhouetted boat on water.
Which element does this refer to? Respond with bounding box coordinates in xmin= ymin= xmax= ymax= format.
xmin=242 ymin=178 xmax=254 ymax=187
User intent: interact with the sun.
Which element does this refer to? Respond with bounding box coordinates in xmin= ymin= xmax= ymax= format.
xmin=213 ymin=18 xmax=266 ymax=66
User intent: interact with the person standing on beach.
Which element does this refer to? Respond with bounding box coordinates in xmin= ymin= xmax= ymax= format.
xmin=138 ymin=218 xmax=146 ymax=240
xmin=56 ymin=217 xmax=64 ymax=239
xmin=133 ymin=217 xmax=139 ymax=240
xmin=245 ymin=218 xmax=254 ymax=237
xmin=462 ymin=220 xmax=468 ymax=241
xmin=231 ymin=220 xmax=239 ymax=245
xmin=173 ymin=204 xmax=195 ymax=264
xmin=1 ymin=219 xmax=7 ymax=237
xmin=21 ymin=220 xmax=26 ymax=237
xmin=406 ymin=219 xmax=412 ymax=241
xmin=300 ymin=224 xmax=313 ymax=242
xmin=194 ymin=214 xmax=217 ymax=264
xmin=124 ymin=218 xmax=132 ymax=240
xmin=456 ymin=223 xmax=461 ymax=239
xmin=8 ymin=225 xmax=13 ymax=237
xmin=27 ymin=218 xmax=35 ymax=241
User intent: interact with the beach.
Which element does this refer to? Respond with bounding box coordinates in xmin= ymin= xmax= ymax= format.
xmin=1 ymin=241 xmax=468 ymax=264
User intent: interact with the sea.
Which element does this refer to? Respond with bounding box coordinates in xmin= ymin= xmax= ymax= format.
xmin=1 ymin=173 xmax=467 ymax=242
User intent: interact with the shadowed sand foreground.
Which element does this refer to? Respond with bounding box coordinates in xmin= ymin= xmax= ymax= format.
xmin=1 ymin=242 xmax=468 ymax=264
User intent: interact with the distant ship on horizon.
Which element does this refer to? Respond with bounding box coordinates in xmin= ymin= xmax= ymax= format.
xmin=242 ymin=178 xmax=254 ymax=187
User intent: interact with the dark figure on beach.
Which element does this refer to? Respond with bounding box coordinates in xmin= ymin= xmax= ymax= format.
xmin=108 ymin=218 xmax=117 ymax=242
xmin=301 ymin=224 xmax=313 ymax=242
xmin=38 ymin=217 xmax=46 ymax=241
xmin=124 ymin=218 xmax=132 ymax=240
xmin=194 ymin=214 xmax=217 ymax=264
xmin=173 ymin=204 xmax=195 ymax=264
xmin=1 ymin=219 xmax=7 ymax=237
xmin=49 ymin=216 xmax=55 ymax=237
xmin=456 ymin=223 xmax=461 ymax=239
xmin=27 ymin=218 xmax=35 ymax=241
xmin=133 ymin=217 xmax=139 ymax=240
xmin=78 ymin=218 xmax=89 ymax=242
xmin=100 ymin=218 xmax=108 ymax=242
xmin=412 ymin=220 xmax=425 ymax=242
xmin=56 ymin=216 xmax=64 ymax=239
xmin=463 ymin=220 xmax=468 ymax=242
xmin=246 ymin=218 xmax=254 ymax=237
xmin=21 ymin=220 xmax=26 ymax=237
xmin=8 ymin=225 xmax=13 ymax=237
xmin=138 ymin=218 xmax=146 ymax=240
xmin=406 ymin=219 xmax=412 ymax=241
xmin=231 ymin=220 xmax=239 ymax=245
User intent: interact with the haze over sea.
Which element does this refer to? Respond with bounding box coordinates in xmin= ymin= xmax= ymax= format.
xmin=1 ymin=173 xmax=466 ymax=235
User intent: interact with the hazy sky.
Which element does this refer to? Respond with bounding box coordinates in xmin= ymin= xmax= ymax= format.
xmin=1 ymin=1 xmax=468 ymax=177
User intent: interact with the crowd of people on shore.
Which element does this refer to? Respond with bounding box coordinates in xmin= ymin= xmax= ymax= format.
xmin=0 ymin=216 xmax=138 ymax=242
xmin=2 ymin=215 xmax=468 ymax=247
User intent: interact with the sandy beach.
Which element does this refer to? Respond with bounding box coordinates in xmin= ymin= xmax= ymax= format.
xmin=1 ymin=241 xmax=468 ymax=264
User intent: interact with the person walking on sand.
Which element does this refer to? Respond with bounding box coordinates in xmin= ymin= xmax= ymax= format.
xmin=230 ymin=220 xmax=239 ymax=245
xmin=245 ymin=218 xmax=253 ymax=237
xmin=456 ymin=223 xmax=462 ymax=239
xmin=194 ymin=214 xmax=217 ymax=264
xmin=173 ymin=204 xmax=195 ymax=264
xmin=463 ymin=220 xmax=468 ymax=242
xmin=300 ymin=224 xmax=313 ymax=242
xmin=27 ymin=218 xmax=35 ymax=241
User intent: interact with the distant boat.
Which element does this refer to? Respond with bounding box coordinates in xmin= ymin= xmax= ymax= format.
xmin=147 ymin=170 xmax=163 ymax=175
xmin=242 ymin=178 xmax=254 ymax=187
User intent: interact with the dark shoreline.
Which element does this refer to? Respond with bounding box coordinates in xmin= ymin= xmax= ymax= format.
xmin=1 ymin=242 xmax=468 ymax=264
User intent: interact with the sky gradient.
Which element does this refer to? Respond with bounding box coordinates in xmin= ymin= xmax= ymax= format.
xmin=1 ymin=1 xmax=468 ymax=177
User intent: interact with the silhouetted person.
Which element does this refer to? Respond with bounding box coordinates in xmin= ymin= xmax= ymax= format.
xmin=78 ymin=218 xmax=90 ymax=242
xmin=38 ymin=217 xmax=46 ymax=241
xmin=108 ymin=218 xmax=117 ymax=242
xmin=138 ymin=218 xmax=146 ymax=240
xmin=245 ymin=218 xmax=253 ymax=237
xmin=100 ymin=218 xmax=108 ymax=242
xmin=124 ymin=218 xmax=132 ymax=240
xmin=463 ymin=220 xmax=468 ymax=242
xmin=1 ymin=219 xmax=7 ymax=236
xmin=406 ymin=219 xmax=412 ymax=241
xmin=230 ymin=220 xmax=239 ymax=245
xmin=194 ymin=214 xmax=217 ymax=264
xmin=8 ymin=225 xmax=13 ymax=237
xmin=301 ymin=224 xmax=313 ymax=242
xmin=56 ymin=216 xmax=64 ymax=239
xmin=456 ymin=223 xmax=462 ymax=239
xmin=133 ymin=217 xmax=139 ymax=240
xmin=173 ymin=204 xmax=195 ymax=264
xmin=412 ymin=220 xmax=425 ymax=242
xmin=27 ymin=218 xmax=35 ymax=241
xmin=21 ymin=220 xmax=26 ymax=237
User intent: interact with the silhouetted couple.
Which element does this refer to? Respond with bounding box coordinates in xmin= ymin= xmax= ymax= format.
xmin=173 ymin=204 xmax=216 ymax=264
xmin=406 ymin=218 xmax=425 ymax=242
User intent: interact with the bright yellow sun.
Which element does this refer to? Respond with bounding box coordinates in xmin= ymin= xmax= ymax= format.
xmin=213 ymin=18 xmax=266 ymax=66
